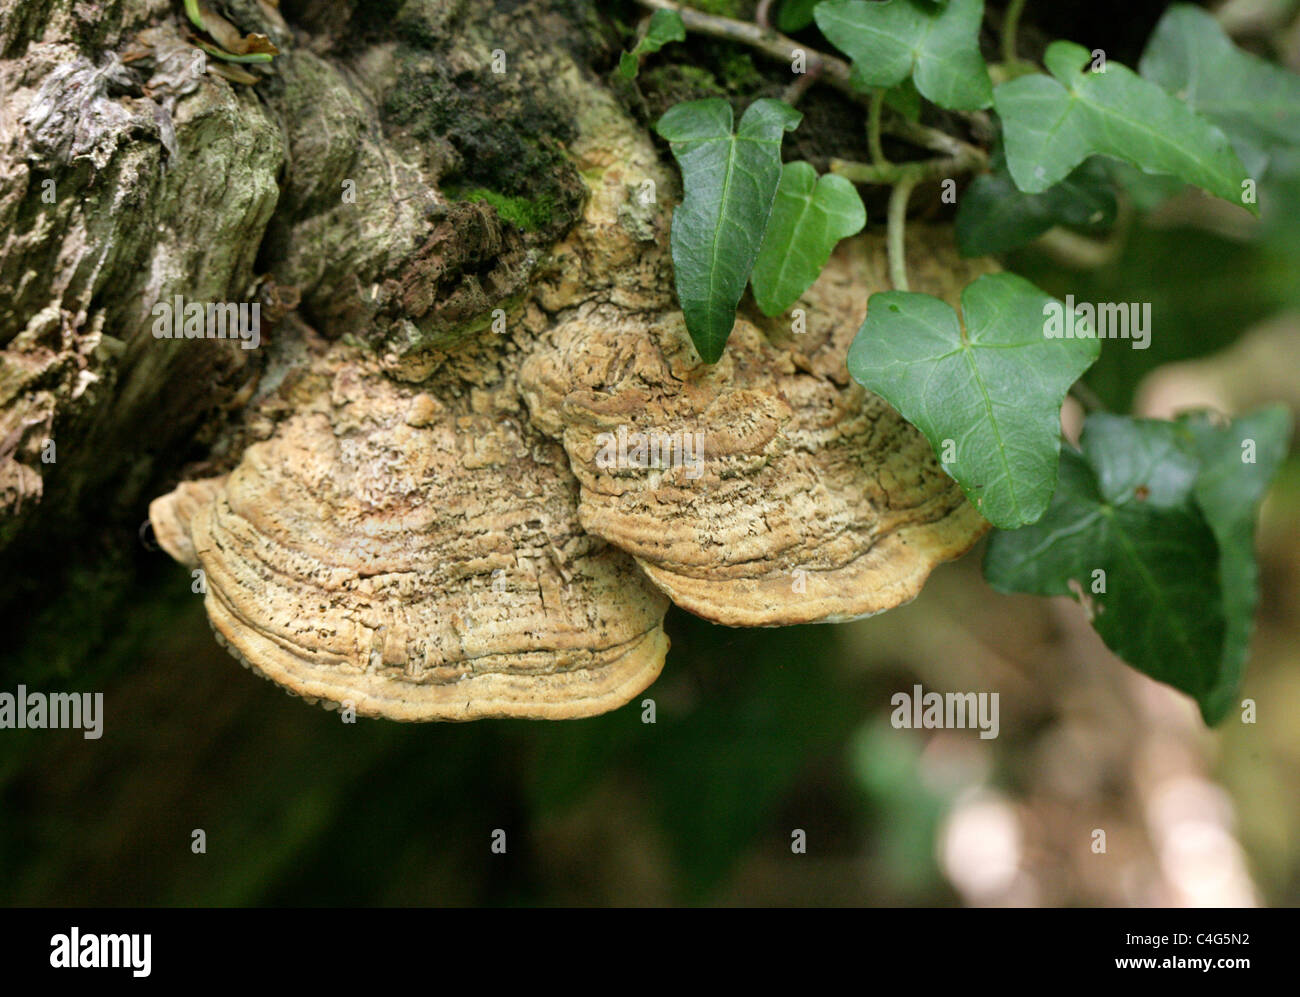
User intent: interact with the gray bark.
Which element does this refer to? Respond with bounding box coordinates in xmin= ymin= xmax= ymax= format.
xmin=0 ymin=0 xmax=602 ymax=626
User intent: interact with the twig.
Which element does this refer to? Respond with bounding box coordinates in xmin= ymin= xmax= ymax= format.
xmin=635 ymin=0 xmax=851 ymax=88
xmin=830 ymin=146 xmax=987 ymax=185
xmin=884 ymin=116 xmax=984 ymax=161
xmin=635 ymin=0 xmax=982 ymax=161
xmin=868 ymin=88 xmax=888 ymax=167
xmin=1002 ymin=0 xmax=1028 ymax=65
xmin=887 ymin=177 xmax=918 ymax=292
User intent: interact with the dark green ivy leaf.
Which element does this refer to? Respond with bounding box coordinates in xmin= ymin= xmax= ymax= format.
xmin=750 ymin=161 xmax=866 ymax=316
xmin=776 ymin=0 xmax=821 ymax=33
xmin=984 ymin=411 xmax=1290 ymax=723
xmin=657 ymin=98 xmax=802 ymax=363
xmin=815 ymin=0 xmax=993 ymax=110
xmin=994 ymin=41 xmax=1255 ymax=212
xmin=956 ymin=151 xmax=1118 ymax=256
xmin=846 ymin=273 xmax=1100 ymax=528
xmin=1179 ymin=406 xmax=1292 ymax=723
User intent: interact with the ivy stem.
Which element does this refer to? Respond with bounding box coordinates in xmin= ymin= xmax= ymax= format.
xmin=887 ymin=177 xmax=917 ymax=292
xmin=832 ymin=147 xmax=986 ymax=185
xmin=183 ymin=0 xmax=205 ymax=31
xmin=868 ymin=89 xmax=888 ymax=167
xmin=1002 ymin=0 xmax=1028 ymax=65
xmin=887 ymin=117 xmax=983 ymax=160
xmin=634 ymin=0 xmax=855 ymax=89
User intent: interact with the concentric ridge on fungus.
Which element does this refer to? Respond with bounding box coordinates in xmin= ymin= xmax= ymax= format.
xmin=149 ymin=350 xmax=670 ymax=721
xmin=517 ymin=229 xmax=994 ymax=627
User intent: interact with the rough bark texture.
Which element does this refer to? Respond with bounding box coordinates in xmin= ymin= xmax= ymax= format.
xmin=0 ymin=0 xmax=607 ymax=646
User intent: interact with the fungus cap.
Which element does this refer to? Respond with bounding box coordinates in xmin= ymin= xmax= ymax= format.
xmin=518 ymin=227 xmax=992 ymax=626
xmin=149 ymin=347 xmax=670 ymax=721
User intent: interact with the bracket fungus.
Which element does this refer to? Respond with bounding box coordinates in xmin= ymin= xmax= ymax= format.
xmin=519 ymin=228 xmax=993 ymax=627
xmin=149 ymin=75 xmax=989 ymax=720
xmin=150 ymin=346 xmax=671 ymax=720
xmin=151 ymin=224 xmax=988 ymax=719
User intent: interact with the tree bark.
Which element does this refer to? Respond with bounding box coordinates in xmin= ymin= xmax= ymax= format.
xmin=0 ymin=0 xmax=620 ymax=639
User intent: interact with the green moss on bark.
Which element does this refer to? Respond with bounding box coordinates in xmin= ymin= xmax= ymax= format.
xmin=382 ymin=53 xmax=582 ymax=241
xmin=447 ymin=187 xmax=555 ymax=233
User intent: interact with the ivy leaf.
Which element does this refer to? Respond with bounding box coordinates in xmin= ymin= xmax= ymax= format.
xmin=657 ymin=98 xmax=802 ymax=363
xmin=618 ymin=8 xmax=686 ymax=79
xmin=994 ymin=40 xmax=1255 ymax=212
xmin=1104 ymin=159 xmax=1188 ymax=211
xmin=956 ymin=151 xmax=1117 ymax=255
xmin=1179 ymin=407 xmax=1292 ymax=723
xmin=884 ymin=78 xmax=922 ymax=122
xmin=776 ymin=0 xmax=820 ymax=33
xmin=985 ymin=415 xmax=1233 ymax=719
xmin=750 ymin=162 xmax=866 ymax=316
xmin=846 ymin=273 xmax=1100 ymax=528
xmin=814 ymin=0 xmax=992 ymax=110
xmin=1140 ymin=4 xmax=1300 ymax=179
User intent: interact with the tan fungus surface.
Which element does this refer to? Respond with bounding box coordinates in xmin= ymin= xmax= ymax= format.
xmin=150 ymin=345 xmax=670 ymax=721
xmin=518 ymin=227 xmax=994 ymax=626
